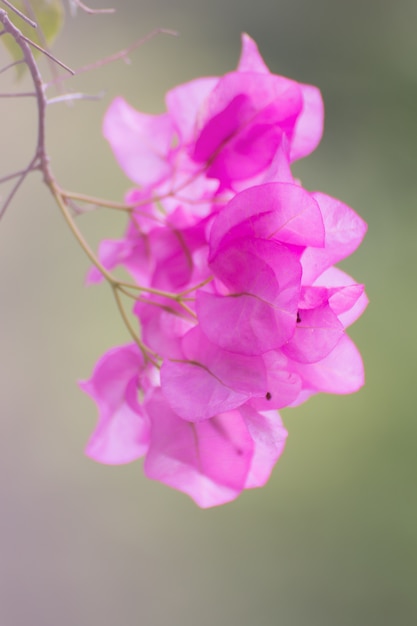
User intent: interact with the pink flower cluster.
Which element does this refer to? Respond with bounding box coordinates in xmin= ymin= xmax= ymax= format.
xmin=81 ymin=35 xmax=367 ymax=507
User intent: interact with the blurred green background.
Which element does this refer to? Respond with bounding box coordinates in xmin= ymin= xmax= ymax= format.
xmin=0 ymin=1 xmax=416 ymax=624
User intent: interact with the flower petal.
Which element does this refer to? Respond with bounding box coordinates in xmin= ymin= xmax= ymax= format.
xmin=237 ymin=33 xmax=270 ymax=74
xmin=103 ymin=97 xmax=174 ymax=186
xmin=80 ymin=345 xmax=151 ymax=464
xmin=243 ymin=407 xmax=288 ymax=488
xmin=249 ymin=351 xmax=301 ymax=410
xmin=314 ymin=266 xmax=369 ymax=327
xmin=282 ymin=304 xmax=344 ymax=363
xmin=193 ymin=72 xmax=302 ymax=184
xmin=209 ymin=183 xmax=324 ymax=255
xmin=291 ymin=334 xmax=365 ymax=395
xmin=144 ymin=390 xmax=254 ymax=507
xmin=290 ymin=84 xmax=324 ymax=161
xmin=166 ymin=77 xmax=218 ymax=145
xmin=301 ymin=192 xmax=367 ymax=283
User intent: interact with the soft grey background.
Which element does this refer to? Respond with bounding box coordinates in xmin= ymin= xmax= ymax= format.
xmin=0 ymin=1 xmax=416 ymax=625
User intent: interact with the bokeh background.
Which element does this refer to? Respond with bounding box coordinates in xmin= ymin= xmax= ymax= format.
xmin=1 ymin=1 xmax=416 ymax=624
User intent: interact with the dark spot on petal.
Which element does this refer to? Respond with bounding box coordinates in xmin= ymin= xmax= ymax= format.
xmin=265 ymin=392 xmax=272 ymax=400
xmin=236 ymin=448 xmax=243 ymax=456
xmin=296 ymin=311 xmax=302 ymax=323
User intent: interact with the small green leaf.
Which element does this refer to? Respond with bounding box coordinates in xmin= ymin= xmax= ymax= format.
xmin=1 ymin=0 xmax=64 ymax=78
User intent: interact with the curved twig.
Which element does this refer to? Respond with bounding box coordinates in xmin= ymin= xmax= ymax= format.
xmin=0 ymin=5 xmax=192 ymax=363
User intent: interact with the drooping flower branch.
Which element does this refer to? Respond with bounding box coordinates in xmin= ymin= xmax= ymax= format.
xmin=0 ymin=4 xmax=176 ymax=359
xmin=81 ymin=34 xmax=368 ymax=507
xmin=0 ymin=4 xmax=367 ymax=508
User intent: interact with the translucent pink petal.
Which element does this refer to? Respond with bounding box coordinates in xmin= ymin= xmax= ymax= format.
xmin=313 ymin=266 xmax=369 ymax=327
xmin=243 ymin=407 xmax=288 ymax=488
xmin=147 ymin=218 xmax=210 ymax=291
xmin=197 ymin=291 xmax=290 ymax=356
xmin=282 ymin=304 xmax=344 ymax=363
xmin=289 ymin=389 xmax=315 ymax=407
xmin=232 ymin=143 xmax=294 ymax=189
xmin=301 ymin=192 xmax=368 ymax=284
xmin=210 ymin=238 xmax=282 ymax=297
xmin=236 ymin=35 xmax=324 ymax=163
xmin=134 ymin=298 xmax=195 ymax=360
xmin=161 ymin=327 xmax=267 ymax=421
xmin=161 ymin=359 xmax=250 ymax=421
xmin=181 ymin=329 xmax=267 ymax=394
xmin=193 ymin=72 xmax=302 ymax=183
xmin=200 ymin=239 xmax=301 ymax=354
xmin=237 ymin=33 xmax=270 ymax=74
xmin=80 ymin=345 xmax=151 ymax=464
xmin=290 ymin=84 xmax=324 ymax=161
xmin=298 ymin=285 xmax=329 ymax=309
xmin=86 ymin=237 xmax=150 ymax=286
xmin=166 ymin=77 xmax=218 ymax=145
xmin=291 ymin=335 xmax=365 ymax=394
xmin=214 ymin=238 xmax=301 ymax=300
xmin=144 ymin=390 xmax=254 ymax=507
xmin=198 ymin=100 xmax=285 ymax=182
xmin=165 ymin=173 xmax=221 ymax=221
xmin=103 ymin=97 xmax=174 ymax=186
xmin=209 ymin=183 xmax=324 ymax=253
xmin=249 ymin=351 xmax=301 ymax=410
xmin=148 ymin=228 xmax=193 ymax=290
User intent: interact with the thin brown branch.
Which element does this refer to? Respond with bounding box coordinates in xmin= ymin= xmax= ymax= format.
xmin=0 ymin=8 xmax=49 ymax=219
xmin=0 ymin=6 xmax=172 ymax=362
xmin=112 ymin=286 xmax=160 ymax=366
xmin=61 ymin=189 xmax=134 ymax=211
xmin=0 ymin=0 xmax=37 ymax=27
xmin=0 ymin=58 xmax=25 ymax=74
xmin=21 ymin=34 xmax=74 ymax=74
xmin=51 ymin=183 xmax=118 ymax=285
xmin=47 ymin=90 xmax=105 ymax=104
xmin=22 ymin=0 xmax=63 ymax=92
xmin=71 ymin=0 xmax=115 ymax=14
xmin=0 ymin=156 xmax=38 ymax=220
xmin=0 ymin=165 xmax=39 ymax=185
xmin=45 ymin=28 xmax=178 ymax=87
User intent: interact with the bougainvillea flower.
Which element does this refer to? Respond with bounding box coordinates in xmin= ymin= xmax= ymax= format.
xmin=80 ymin=344 xmax=154 ymax=464
xmin=236 ymin=34 xmax=324 ymax=162
xmin=192 ymin=73 xmax=302 ymax=184
xmin=82 ymin=34 xmax=367 ymax=507
xmin=103 ymin=33 xmax=323 ymax=194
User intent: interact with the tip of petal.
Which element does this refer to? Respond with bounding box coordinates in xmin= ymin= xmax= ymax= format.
xmin=237 ymin=33 xmax=270 ymax=74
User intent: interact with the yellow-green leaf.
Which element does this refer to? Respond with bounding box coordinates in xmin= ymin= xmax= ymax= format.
xmin=1 ymin=0 xmax=64 ymax=78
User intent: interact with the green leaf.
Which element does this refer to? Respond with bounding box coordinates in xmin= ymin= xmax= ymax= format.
xmin=1 ymin=0 xmax=64 ymax=78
